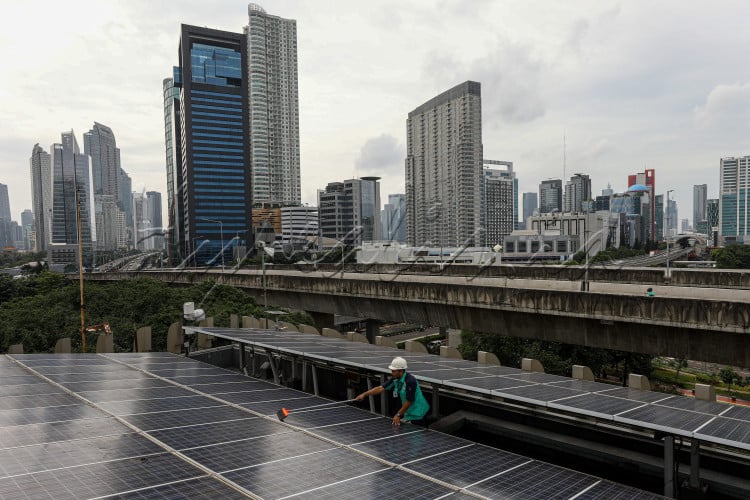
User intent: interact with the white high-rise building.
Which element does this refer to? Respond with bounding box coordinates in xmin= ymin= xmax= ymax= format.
xmin=281 ymin=205 xmax=319 ymax=250
xmin=245 ymin=4 xmax=300 ymax=206
xmin=406 ymin=81 xmax=483 ymax=247
xmin=719 ymin=156 xmax=750 ymax=243
xmin=482 ymin=161 xmax=516 ymax=246
xmin=29 ymin=144 xmax=52 ymax=251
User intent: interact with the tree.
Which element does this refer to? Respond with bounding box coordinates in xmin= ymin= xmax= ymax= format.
xmin=719 ymin=366 xmax=740 ymax=397
xmin=672 ymin=357 xmax=688 ymax=382
xmin=713 ymin=244 xmax=750 ymax=269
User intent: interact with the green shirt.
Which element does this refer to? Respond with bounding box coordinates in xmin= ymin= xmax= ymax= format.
xmin=383 ymin=371 xmax=430 ymax=421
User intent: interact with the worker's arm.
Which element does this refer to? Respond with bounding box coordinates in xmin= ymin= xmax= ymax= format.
xmin=355 ymin=385 xmax=385 ymax=401
xmin=392 ymin=399 xmax=412 ymax=426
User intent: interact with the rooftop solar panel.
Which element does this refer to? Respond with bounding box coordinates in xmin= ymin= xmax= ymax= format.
xmin=121 ymin=405 xmax=253 ymax=431
xmin=58 ymin=377 xmax=175 ymax=392
xmin=0 ymin=393 xmax=79 ymax=411
xmin=0 ymin=383 xmax=64 ymax=398
xmin=693 ymin=417 xmax=750 ymax=451
xmin=351 ymin=429 xmax=473 ymax=465
xmin=722 ymin=405 xmax=750 ymax=422
xmin=106 ymin=476 xmax=251 ymax=499
xmin=548 ymin=393 xmax=647 ymax=419
xmin=306 ymin=416 xmax=418 ymax=444
xmin=148 ymin=417 xmax=288 ymax=450
xmin=615 ymin=405 xmax=715 ymax=436
xmin=0 ymin=417 xmax=129 ymax=449
xmin=79 ymin=386 xmax=198 ymax=403
xmin=280 ymin=405 xmax=377 ymax=428
xmin=654 ymin=395 xmax=730 ymax=415
xmin=96 ymin=395 xmax=224 ymax=416
xmin=0 ymin=404 xmax=105 ymax=427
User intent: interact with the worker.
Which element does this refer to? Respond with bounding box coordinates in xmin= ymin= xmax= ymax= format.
xmin=646 ymin=287 xmax=655 ymax=297
xmin=355 ymin=356 xmax=430 ymax=426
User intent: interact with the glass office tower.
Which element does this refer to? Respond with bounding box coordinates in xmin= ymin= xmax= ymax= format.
xmin=173 ymin=25 xmax=251 ymax=266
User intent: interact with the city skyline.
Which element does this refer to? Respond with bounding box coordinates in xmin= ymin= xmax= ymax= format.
xmin=2 ymin=1 xmax=749 ymax=227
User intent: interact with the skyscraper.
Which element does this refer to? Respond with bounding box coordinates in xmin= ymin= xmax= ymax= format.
xmin=482 ymin=161 xmax=516 ymax=246
xmin=245 ymin=4 xmax=300 ymax=206
xmin=693 ymin=184 xmax=707 ymax=230
xmin=84 ymin=122 xmax=124 ymax=251
xmin=163 ymin=75 xmax=183 ymax=261
xmin=50 ymin=131 xmax=94 ymax=265
xmin=146 ymin=191 xmax=164 ymax=250
xmin=719 ymin=156 xmax=750 ymax=243
xmin=406 ymin=81 xmax=483 ymax=247
xmin=318 ymin=177 xmax=381 ymax=246
xmin=654 ymin=194 xmax=664 ymax=241
xmin=171 ymin=24 xmax=252 ymax=265
xmin=382 ymin=193 xmax=406 ymax=242
xmin=29 ymin=144 xmax=51 ymax=251
xmin=0 ymin=184 xmax=10 ymax=221
xmin=539 ymin=179 xmax=562 ymax=213
xmin=118 ymin=168 xmax=133 ymax=246
xmin=522 ymin=192 xmax=538 ymax=229
xmin=563 ymin=173 xmax=591 ymax=213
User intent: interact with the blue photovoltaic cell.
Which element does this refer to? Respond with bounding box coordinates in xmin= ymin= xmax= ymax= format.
xmin=121 ymin=405 xmax=253 ymax=431
xmin=183 ymin=431 xmax=334 ymax=472
xmin=616 ymin=405 xmax=715 ymax=434
xmin=0 ymin=404 xmax=105 ymax=427
xmin=549 ymin=393 xmax=646 ymax=418
xmin=307 ymin=416 xmax=418 ymax=444
xmin=466 ymin=460 xmax=599 ymax=499
xmin=148 ymin=417 xmax=287 ymax=450
xmin=0 ymin=433 xmax=163 ymax=478
xmin=694 ymin=417 xmax=750 ymax=449
xmin=351 ymin=429 xmax=471 ymax=464
xmin=290 ymin=467 xmax=455 ymax=500
xmin=0 ymin=417 xmax=129 ymax=449
xmin=222 ymin=448 xmax=387 ymax=499
xmin=404 ymin=444 xmax=530 ymax=487
xmin=106 ymin=476 xmax=250 ymax=499
xmin=0 ymin=452 xmax=204 ymax=500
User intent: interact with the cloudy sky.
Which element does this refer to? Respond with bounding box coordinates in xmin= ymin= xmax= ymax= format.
xmin=2 ymin=0 xmax=749 ymax=226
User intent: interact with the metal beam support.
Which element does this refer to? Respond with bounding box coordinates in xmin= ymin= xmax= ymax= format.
xmin=379 ymin=374 xmax=387 ymax=416
xmin=268 ymin=353 xmax=280 ymax=385
xmin=689 ymin=440 xmax=701 ymax=489
xmin=302 ymin=361 xmax=308 ymax=392
xmin=664 ymin=435 xmax=675 ymax=498
xmin=431 ymin=384 xmax=440 ymax=420
xmin=311 ymin=365 xmax=319 ymax=396
xmin=366 ymin=377 xmax=376 ymax=413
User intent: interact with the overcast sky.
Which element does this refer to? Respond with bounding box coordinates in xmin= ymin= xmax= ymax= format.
xmin=2 ymin=0 xmax=749 ymax=226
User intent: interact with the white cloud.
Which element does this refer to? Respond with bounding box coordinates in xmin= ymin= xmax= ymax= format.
xmin=694 ymin=83 xmax=750 ymax=129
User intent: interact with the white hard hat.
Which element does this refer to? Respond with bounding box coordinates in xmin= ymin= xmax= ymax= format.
xmin=389 ymin=356 xmax=408 ymax=370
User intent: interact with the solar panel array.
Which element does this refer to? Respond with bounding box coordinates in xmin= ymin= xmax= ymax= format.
xmin=196 ymin=327 xmax=750 ymax=453
xmin=0 ymin=351 xmax=663 ymax=499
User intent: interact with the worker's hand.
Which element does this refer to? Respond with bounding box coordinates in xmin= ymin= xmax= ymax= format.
xmin=392 ymin=414 xmax=401 ymax=426
xmin=354 ymin=393 xmax=365 ymax=401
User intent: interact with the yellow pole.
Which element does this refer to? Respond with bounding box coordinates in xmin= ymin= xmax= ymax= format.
xmin=77 ymin=188 xmax=86 ymax=353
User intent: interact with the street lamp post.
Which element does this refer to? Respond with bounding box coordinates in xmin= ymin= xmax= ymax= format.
xmin=666 ymin=190 xmax=673 ymax=278
xmin=199 ymin=217 xmax=224 ymax=270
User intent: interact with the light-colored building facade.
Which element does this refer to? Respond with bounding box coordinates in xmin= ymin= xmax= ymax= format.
xmin=281 ymin=205 xmax=319 ymax=250
xmin=406 ymin=81 xmax=483 ymax=247
xmin=482 ymin=160 xmax=516 ymax=246
xmin=525 ymin=211 xmax=617 ymax=256
xmin=245 ymin=4 xmax=300 ymax=206
xmin=30 ymin=144 xmax=52 ymax=251
xmin=0 ymin=183 xmax=10 ymax=221
xmin=719 ymin=156 xmax=750 ymax=243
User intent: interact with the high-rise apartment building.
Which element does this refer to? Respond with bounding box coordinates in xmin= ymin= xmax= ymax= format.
xmin=693 ymin=184 xmax=707 ymax=230
xmin=169 ymin=24 xmax=252 ymax=266
xmin=318 ymin=177 xmax=381 ymax=246
xmin=406 ymin=81 xmax=483 ymax=247
xmin=245 ymin=4 xmax=300 ymax=206
xmin=84 ymin=122 xmax=125 ymax=251
xmin=0 ymin=184 xmax=10 ymax=221
xmin=118 ymin=168 xmax=133 ymax=246
xmin=719 ymin=156 xmax=750 ymax=243
xmin=563 ymin=173 xmax=591 ymax=213
xmin=654 ymin=194 xmax=664 ymax=241
xmin=30 ymin=144 xmax=52 ymax=251
xmin=382 ymin=193 xmax=406 ymax=243
xmin=49 ymin=131 xmax=95 ymax=266
xmin=482 ymin=161 xmax=516 ymax=246
xmin=522 ymin=192 xmax=538 ymax=229
xmin=539 ymin=179 xmax=562 ymax=213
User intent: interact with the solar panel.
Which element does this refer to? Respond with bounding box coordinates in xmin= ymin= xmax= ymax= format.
xmin=404 ymin=443 xmax=529 ymax=487
xmin=655 ymin=396 xmax=730 ymax=415
xmin=121 ymin=405 xmax=253 ymax=431
xmin=182 ymin=431 xmax=335 ymax=473
xmin=306 ymin=416 xmax=419 ymax=444
xmin=722 ymin=405 xmax=750 ymax=422
xmin=96 ymin=395 xmax=224 ymax=416
xmin=546 ymin=379 xmax=619 ymax=393
xmin=0 ymin=417 xmax=129 ymax=449
xmin=214 ymin=387 xmax=318 ymax=405
xmin=109 ymin=476 xmax=251 ymax=499
xmin=79 ymin=386 xmax=198 ymax=403
xmin=0 ymin=393 xmax=79 ymax=411
xmin=190 ymin=380 xmax=277 ymax=394
xmin=222 ymin=448 xmax=387 ymax=499
xmin=571 ymin=479 xmax=664 ymax=499
xmin=59 ymin=378 xmax=175 ymax=392
xmin=148 ymin=417 xmax=288 ymax=450
xmin=0 ymin=404 xmax=105 ymax=427
xmin=286 ymin=466 xmax=455 ymax=500
xmin=694 ymin=417 xmax=750 ymax=451
xmin=599 ymin=387 xmax=672 ymax=403
xmin=549 ymin=393 xmax=647 ymax=419
xmin=351 ymin=429 xmax=472 ymax=465
xmin=444 ymin=375 xmax=535 ymax=393
xmin=280 ymin=405 xmax=377 ymax=428
xmin=615 ymin=405 xmax=715 ymax=435
xmin=465 ymin=460 xmax=599 ymax=499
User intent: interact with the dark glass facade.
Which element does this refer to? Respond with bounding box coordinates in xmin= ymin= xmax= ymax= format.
xmin=175 ymin=25 xmax=251 ymax=266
